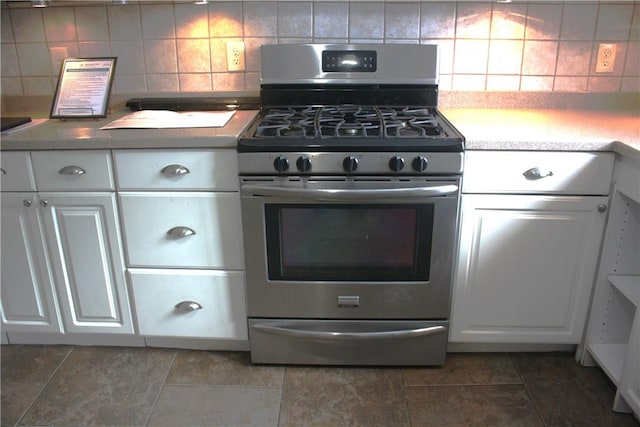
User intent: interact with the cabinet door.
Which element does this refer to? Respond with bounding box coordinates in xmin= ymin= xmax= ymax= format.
xmin=451 ymin=195 xmax=608 ymax=343
xmin=38 ymin=192 xmax=133 ymax=334
xmin=0 ymin=193 xmax=61 ymax=332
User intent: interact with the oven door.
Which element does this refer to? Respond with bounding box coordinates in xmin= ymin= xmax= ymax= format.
xmin=240 ymin=176 xmax=460 ymax=319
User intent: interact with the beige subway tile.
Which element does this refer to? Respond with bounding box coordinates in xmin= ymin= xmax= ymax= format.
xmin=76 ymin=6 xmax=109 ymax=41
xmin=349 ymin=2 xmax=384 ymax=40
xmin=278 ymin=2 xmax=312 ymax=39
xmin=525 ymin=3 xmax=562 ymax=41
xmin=421 ymin=2 xmax=456 ymax=39
xmin=177 ymin=38 xmax=211 ymax=73
xmin=490 ymin=3 xmax=526 ymax=40
xmin=209 ymin=2 xmax=243 ymax=38
xmin=141 ymin=4 xmax=175 ymax=40
xmin=386 ymin=2 xmax=419 ymax=40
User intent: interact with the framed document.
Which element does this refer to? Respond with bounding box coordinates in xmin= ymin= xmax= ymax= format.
xmin=50 ymin=57 xmax=117 ymax=119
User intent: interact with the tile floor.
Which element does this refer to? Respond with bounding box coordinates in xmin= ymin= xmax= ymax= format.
xmin=1 ymin=345 xmax=638 ymax=427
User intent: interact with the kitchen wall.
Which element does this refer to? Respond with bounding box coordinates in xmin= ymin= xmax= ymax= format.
xmin=1 ymin=1 xmax=638 ymax=97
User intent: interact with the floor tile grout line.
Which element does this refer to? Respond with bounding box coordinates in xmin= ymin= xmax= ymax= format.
xmin=14 ymin=345 xmax=74 ymax=427
xmin=276 ymin=366 xmax=287 ymax=427
xmin=508 ymin=353 xmax=548 ymax=427
xmin=143 ymin=348 xmax=178 ymax=427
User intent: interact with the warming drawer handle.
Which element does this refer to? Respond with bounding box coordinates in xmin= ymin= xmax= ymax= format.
xmin=241 ymin=184 xmax=459 ymax=200
xmin=252 ymin=324 xmax=447 ymax=341
xmin=175 ymin=301 xmax=203 ymax=312
xmin=523 ymin=167 xmax=553 ymax=180
xmin=167 ymin=226 xmax=196 ymax=238
xmin=58 ymin=165 xmax=86 ymax=175
xmin=161 ymin=164 xmax=190 ymax=176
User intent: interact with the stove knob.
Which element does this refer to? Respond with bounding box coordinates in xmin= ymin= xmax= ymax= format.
xmin=273 ymin=156 xmax=289 ymax=173
xmin=412 ymin=156 xmax=428 ymax=172
xmin=388 ymin=156 xmax=405 ymax=173
xmin=296 ymin=156 xmax=312 ymax=173
xmin=343 ymin=156 xmax=358 ymax=172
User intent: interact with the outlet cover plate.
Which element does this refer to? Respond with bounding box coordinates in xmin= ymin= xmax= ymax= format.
xmin=226 ymin=41 xmax=245 ymax=72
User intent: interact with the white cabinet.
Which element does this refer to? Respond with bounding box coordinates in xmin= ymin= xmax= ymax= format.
xmin=451 ymin=195 xmax=608 ymax=343
xmin=114 ymin=149 xmax=247 ymax=347
xmin=1 ymin=152 xmax=60 ymax=334
xmin=1 ymin=193 xmax=61 ymax=333
xmin=129 ymin=269 xmax=247 ymax=340
xmin=118 ymin=193 xmax=243 ymax=269
xmin=37 ymin=192 xmax=133 ymax=334
xmin=0 ymin=151 xmax=36 ymax=191
xmin=1 ymin=151 xmax=134 ymax=341
xmin=580 ymin=153 xmax=640 ymax=418
xmin=451 ymin=151 xmax=614 ymax=344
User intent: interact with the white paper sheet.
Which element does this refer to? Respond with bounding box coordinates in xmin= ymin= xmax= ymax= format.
xmin=100 ymin=110 xmax=236 ymax=129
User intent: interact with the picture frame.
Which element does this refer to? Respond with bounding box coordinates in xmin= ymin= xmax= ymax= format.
xmin=50 ymin=57 xmax=117 ymax=119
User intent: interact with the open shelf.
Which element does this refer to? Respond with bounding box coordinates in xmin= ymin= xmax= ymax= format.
xmin=588 ymin=342 xmax=627 ymax=385
xmin=608 ymin=275 xmax=640 ymax=307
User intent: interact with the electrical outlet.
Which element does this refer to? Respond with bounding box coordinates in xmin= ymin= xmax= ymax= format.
xmin=49 ymin=47 xmax=68 ymax=72
xmin=226 ymin=41 xmax=245 ymax=72
xmin=595 ymin=43 xmax=617 ymax=73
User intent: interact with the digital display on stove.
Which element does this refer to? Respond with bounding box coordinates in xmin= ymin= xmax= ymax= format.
xmin=322 ymin=50 xmax=377 ymax=72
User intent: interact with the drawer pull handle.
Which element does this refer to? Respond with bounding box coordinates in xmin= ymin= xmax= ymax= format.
xmin=59 ymin=165 xmax=86 ymax=175
xmin=167 ymin=226 xmax=196 ymax=238
xmin=161 ymin=164 xmax=190 ymax=176
xmin=175 ymin=301 xmax=203 ymax=312
xmin=523 ymin=167 xmax=553 ymax=180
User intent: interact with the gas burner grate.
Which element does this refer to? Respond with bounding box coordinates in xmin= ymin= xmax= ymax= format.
xmin=253 ymin=105 xmax=447 ymax=140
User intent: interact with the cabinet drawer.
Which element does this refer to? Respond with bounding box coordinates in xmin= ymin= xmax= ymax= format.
xmin=119 ymin=192 xmax=244 ymax=269
xmin=31 ymin=151 xmax=114 ymax=191
xmin=0 ymin=151 xmax=36 ymax=191
xmin=463 ymin=151 xmax=614 ymax=195
xmin=114 ymin=149 xmax=238 ymax=191
xmin=129 ymin=268 xmax=247 ymax=340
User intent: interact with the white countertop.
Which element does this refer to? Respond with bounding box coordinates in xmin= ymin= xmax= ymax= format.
xmin=0 ymin=109 xmax=259 ymax=151
xmin=1 ymin=107 xmax=638 ymax=161
xmin=441 ymin=108 xmax=640 ymax=160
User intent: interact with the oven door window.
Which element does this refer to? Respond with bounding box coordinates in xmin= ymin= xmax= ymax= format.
xmin=265 ymin=204 xmax=433 ymax=281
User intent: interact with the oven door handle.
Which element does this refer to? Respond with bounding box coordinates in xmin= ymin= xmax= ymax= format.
xmin=241 ymin=184 xmax=458 ymax=199
xmin=251 ymin=324 xmax=447 ymax=340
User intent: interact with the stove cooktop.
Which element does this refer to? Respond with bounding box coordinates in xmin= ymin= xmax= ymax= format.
xmin=238 ymin=105 xmax=464 ymax=153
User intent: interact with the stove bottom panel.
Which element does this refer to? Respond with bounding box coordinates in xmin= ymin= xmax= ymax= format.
xmin=248 ymin=318 xmax=448 ymax=366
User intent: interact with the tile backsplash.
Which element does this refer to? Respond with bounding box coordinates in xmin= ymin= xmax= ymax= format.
xmin=1 ymin=1 xmax=638 ymax=96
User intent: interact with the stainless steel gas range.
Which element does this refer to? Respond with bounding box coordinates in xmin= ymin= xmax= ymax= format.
xmin=238 ymin=44 xmax=464 ymax=366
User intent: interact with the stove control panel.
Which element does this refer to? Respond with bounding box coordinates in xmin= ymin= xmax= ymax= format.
xmin=322 ymin=50 xmax=377 ymax=72
xmin=239 ymin=152 xmax=463 ymax=176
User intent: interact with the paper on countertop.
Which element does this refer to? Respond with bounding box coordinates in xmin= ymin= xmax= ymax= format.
xmin=100 ymin=110 xmax=236 ymax=129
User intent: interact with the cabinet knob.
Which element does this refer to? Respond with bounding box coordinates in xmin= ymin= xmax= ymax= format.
xmin=175 ymin=301 xmax=203 ymax=312
xmin=0 ymin=168 xmax=6 ymax=175
xmin=58 ymin=165 xmax=86 ymax=175
xmin=40 ymin=199 xmax=49 ymax=208
xmin=161 ymin=164 xmax=190 ymax=176
xmin=523 ymin=167 xmax=553 ymax=180
xmin=597 ymin=204 xmax=607 ymax=213
xmin=167 ymin=226 xmax=196 ymax=238
xmin=23 ymin=199 xmax=33 ymax=207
